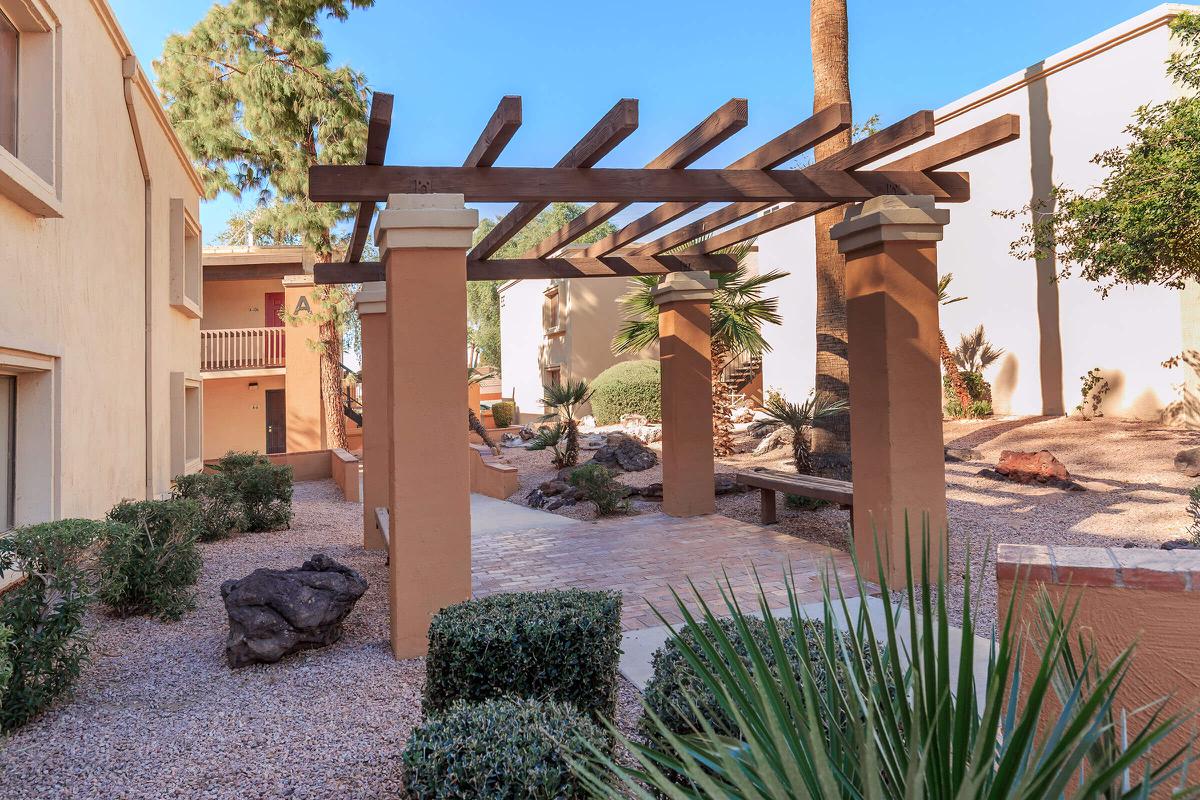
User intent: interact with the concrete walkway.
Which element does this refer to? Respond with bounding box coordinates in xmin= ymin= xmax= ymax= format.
xmin=469 ymin=493 xmax=577 ymax=536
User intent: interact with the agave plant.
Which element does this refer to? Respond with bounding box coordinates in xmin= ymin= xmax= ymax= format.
xmin=761 ymin=392 xmax=849 ymax=475
xmin=541 ymin=379 xmax=593 ymax=468
xmin=574 ymin=528 xmax=1196 ymax=799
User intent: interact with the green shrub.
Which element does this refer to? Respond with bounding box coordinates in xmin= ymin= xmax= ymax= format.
xmin=402 ymin=697 xmax=607 ymax=800
xmin=491 ymin=400 xmax=515 ymax=429
xmin=212 ymin=451 xmax=293 ymax=531
xmin=424 ymin=589 xmax=622 ymax=722
xmin=102 ymin=499 xmax=202 ymax=620
xmin=785 ymin=493 xmax=830 ymax=511
xmin=589 ymin=360 xmax=661 ymax=425
xmin=0 ymin=519 xmax=104 ymax=731
xmin=569 ymin=464 xmax=631 ymax=516
xmin=0 ymin=624 xmax=12 ymax=705
xmin=944 ymin=371 xmax=993 ymax=418
xmin=173 ymin=472 xmax=244 ymax=541
xmin=641 ymin=615 xmax=856 ymax=740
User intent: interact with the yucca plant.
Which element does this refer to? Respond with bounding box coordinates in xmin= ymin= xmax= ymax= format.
xmin=574 ymin=527 xmax=1196 ymax=799
xmin=541 ymin=378 xmax=593 ymax=468
xmin=954 ymin=325 xmax=1005 ymax=374
xmin=761 ymin=392 xmax=849 ymax=475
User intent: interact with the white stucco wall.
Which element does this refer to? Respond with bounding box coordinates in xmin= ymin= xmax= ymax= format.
xmin=759 ymin=4 xmax=1195 ymax=419
xmin=498 ymin=279 xmax=551 ymax=420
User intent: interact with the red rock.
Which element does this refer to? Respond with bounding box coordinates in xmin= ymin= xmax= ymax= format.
xmin=995 ymin=450 xmax=1072 ymax=484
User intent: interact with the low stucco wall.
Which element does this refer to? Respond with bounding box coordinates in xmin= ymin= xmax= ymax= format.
xmin=330 ymin=448 xmax=361 ymax=502
xmin=265 ymin=450 xmax=332 ymax=482
xmin=997 ymin=543 xmax=1200 ymax=790
xmin=469 ymin=445 xmax=519 ymax=500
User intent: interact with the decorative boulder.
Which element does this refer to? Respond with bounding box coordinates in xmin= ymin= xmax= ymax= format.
xmin=979 ymin=450 xmax=1084 ymax=491
xmin=589 ymin=433 xmax=658 ymax=473
xmin=221 ymin=554 xmax=368 ymax=668
xmin=944 ymin=446 xmax=983 ymax=463
xmin=1175 ymin=447 xmax=1200 ymax=478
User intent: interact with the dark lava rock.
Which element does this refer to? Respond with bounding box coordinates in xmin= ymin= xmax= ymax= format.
xmin=589 ymin=433 xmax=658 ymax=473
xmin=1161 ymin=538 xmax=1200 ymax=551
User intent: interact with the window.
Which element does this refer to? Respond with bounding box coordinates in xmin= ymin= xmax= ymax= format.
xmin=0 ymin=375 xmax=13 ymax=532
xmin=543 ymin=285 xmax=562 ymax=334
xmin=169 ymin=199 xmax=203 ymax=318
xmin=544 ymin=366 xmax=561 ymax=388
xmin=170 ymin=373 xmax=202 ymax=476
xmin=0 ymin=10 xmax=16 ymax=156
xmin=0 ymin=0 xmax=61 ymax=217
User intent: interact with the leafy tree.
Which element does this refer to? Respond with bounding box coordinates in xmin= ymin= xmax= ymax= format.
xmin=612 ymin=242 xmax=786 ymax=457
xmin=1001 ymin=12 xmax=1200 ymax=296
xmin=469 ymin=203 xmax=618 ymax=371
xmin=156 ymin=0 xmax=373 ymax=448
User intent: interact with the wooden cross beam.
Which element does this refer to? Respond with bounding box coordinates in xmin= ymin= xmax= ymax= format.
xmin=343 ymin=92 xmax=393 ymax=264
xmin=463 ymin=95 xmax=522 ymax=168
xmin=313 ymin=253 xmax=738 ymax=284
xmin=468 ymin=98 xmax=639 ymax=261
xmin=522 ymin=98 xmax=749 ymax=258
xmin=579 ymin=102 xmax=852 ymax=258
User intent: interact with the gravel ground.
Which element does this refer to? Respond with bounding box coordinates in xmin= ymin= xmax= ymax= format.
xmin=502 ymin=416 xmax=1200 ymax=630
xmin=0 ymin=480 xmax=648 ymax=800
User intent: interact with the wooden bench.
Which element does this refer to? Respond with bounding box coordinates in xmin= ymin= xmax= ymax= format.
xmin=735 ymin=468 xmax=853 ymax=526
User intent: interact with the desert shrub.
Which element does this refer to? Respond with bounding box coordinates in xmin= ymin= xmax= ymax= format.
xmin=944 ymin=372 xmax=993 ymax=418
xmin=0 ymin=625 xmax=11 ymax=705
xmin=424 ymin=589 xmax=622 ymax=722
xmin=0 ymin=519 xmax=104 ymax=730
xmin=491 ymin=400 xmax=515 ymax=429
xmin=212 ymin=452 xmax=293 ymax=531
xmin=589 ymin=360 xmax=661 ymax=425
xmin=102 ymin=499 xmax=202 ymax=620
xmin=173 ymin=472 xmax=244 ymax=541
xmin=1188 ymin=486 xmax=1200 ymax=544
xmin=402 ymin=697 xmax=607 ymax=800
xmin=785 ymin=493 xmax=829 ymax=511
xmin=569 ymin=464 xmax=630 ymax=516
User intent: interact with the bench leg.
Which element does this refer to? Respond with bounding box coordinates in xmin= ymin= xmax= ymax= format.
xmin=760 ymin=488 xmax=778 ymax=525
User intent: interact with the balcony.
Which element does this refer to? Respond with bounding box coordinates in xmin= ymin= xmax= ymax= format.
xmin=201 ymin=327 xmax=286 ymax=373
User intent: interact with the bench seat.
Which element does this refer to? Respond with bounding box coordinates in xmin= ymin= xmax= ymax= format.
xmin=735 ymin=468 xmax=853 ymax=525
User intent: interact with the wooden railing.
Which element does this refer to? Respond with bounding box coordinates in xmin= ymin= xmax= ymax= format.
xmin=201 ymin=327 xmax=286 ymax=372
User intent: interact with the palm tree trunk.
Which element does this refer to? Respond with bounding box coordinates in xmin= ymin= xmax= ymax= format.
xmin=711 ymin=342 xmax=735 ymax=458
xmin=468 ymin=408 xmax=499 ymax=454
xmin=940 ymin=330 xmax=974 ymax=417
xmin=810 ymin=0 xmax=852 ymax=476
xmin=564 ymin=418 xmax=580 ymax=467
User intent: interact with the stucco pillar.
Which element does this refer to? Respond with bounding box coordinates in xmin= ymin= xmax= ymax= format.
xmin=829 ymin=195 xmax=949 ymax=584
xmin=282 ymin=275 xmax=325 ymax=453
xmin=376 ymin=194 xmax=478 ymax=659
xmin=654 ymin=271 xmax=717 ymax=518
xmin=355 ymin=282 xmax=388 ymax=551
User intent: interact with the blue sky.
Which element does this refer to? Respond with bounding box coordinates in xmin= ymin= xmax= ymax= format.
xmin=109 ymin=0 xmax=1162 ymax=243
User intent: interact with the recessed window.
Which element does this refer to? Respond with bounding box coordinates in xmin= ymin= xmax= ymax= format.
xmin=171 ymin=373 xmax=202 ymax=476
xmin=170 ymin=199 xmax=203 ymax=318
xmin=0 ymin=375 xmax=14 ymax=532
xmin=545 ymin=366 xmax=561 ymax=388
xmin=0 ymin=10 xmax=17 ymax=156
xmin=544 ymin=285 xmax=561 ymax=332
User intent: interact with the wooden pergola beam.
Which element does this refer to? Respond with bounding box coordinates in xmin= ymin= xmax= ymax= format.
xmin=671 ymin=114 xmax=1020 ymax=255
xmin=309 ymin=165 xmax=967 ymax=205
xmin=632 ymin=109 xmax=936 ymax=255
xmin=313 ymin=253 xmax=737 ymax=284
xmin=344 ymin=92 xmax=394 ymax=264
xmin=580 ymin=102 xmax=852 ymax=258
xmin=463 ymin=95 xmax=522 ymax=168
xmin=523 ymin=98 xmax=749 ymax=258
xmin=467 ymin=98 xmax=639 ymax=261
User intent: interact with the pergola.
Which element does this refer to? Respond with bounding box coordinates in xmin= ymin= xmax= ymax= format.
xmin=308 ymin=92 xmax=1019 ymax=657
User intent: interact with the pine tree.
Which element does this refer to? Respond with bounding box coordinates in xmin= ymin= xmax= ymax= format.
xmin=156 ymin=0 xmax=374 ymax=449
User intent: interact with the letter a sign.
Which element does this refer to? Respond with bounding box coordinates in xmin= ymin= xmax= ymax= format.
xmin=294 ymin=296 xmax=312 ymax=315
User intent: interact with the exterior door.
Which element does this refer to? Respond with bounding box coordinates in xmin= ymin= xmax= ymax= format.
xmin=264 ymin=292 xmax=285 ymax=363
xmin=265 ymin=389 xmax=286 ymax=454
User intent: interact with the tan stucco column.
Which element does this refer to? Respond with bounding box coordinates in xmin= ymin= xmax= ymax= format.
xmin=376 ymin=194 xmax=478 ymax=659
xmin=829 ymin=195 xmax=949 ymax=584
xmin=282 ymin=274 xmax=325 ymax=453
xmin=355 ymin=282 xmax=388 ymax=551
xmin=654 ymin=271 xmax=717 ymax=518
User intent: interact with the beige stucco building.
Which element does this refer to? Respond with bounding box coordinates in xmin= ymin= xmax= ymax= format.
xmin=0 ymin=0 xmax=204 ymax=530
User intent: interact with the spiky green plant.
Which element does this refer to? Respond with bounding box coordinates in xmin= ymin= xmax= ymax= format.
xmin=573 ymin=527 xmax=1197 ymax=799
xmin=541 ymin=379 xmax=593 ymax=468
xmin=762 ymin=392 xmax=849 ymax=475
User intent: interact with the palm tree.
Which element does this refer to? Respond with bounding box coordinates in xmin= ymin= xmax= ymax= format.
xmin=954 ymin=324 xmax=1005 ymax=373
xmin=761 ymin=392 xmax=849 ymax=475
xmin=540 ymin=378 xmax=592 ymax=468
xmin=810 ymin=0 xmax=852 ymax=474
xmin=467 ymin=367 xmax=500 ymax=455
xmin=612 ymin=241 xmax=786 ymax=457
xmin=937 ymin=274 xmax=975 ymax=416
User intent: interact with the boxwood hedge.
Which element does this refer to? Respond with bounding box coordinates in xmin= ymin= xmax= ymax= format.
xmin=423 ymin=589 xmax=621 ymax=722
xmin=589 ymin=360 xmax=661 ymax=425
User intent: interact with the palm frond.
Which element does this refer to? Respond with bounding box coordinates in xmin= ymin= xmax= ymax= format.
xmin=938 ymin=273 xmax=967 ymax=306
xmin=953 ymin=325 xmax=1005 ymax=373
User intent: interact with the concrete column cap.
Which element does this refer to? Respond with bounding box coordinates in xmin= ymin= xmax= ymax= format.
xmin=281 ymin=274 xmax=315 ymax=288
xmin=354 ymin=281 xmax=387 ymax=315
xmin=828 ymin=194 xmax=949 ymax=254
xmin=653 ymin=270 xmax=718 ymax=306
xmin=374 ymin=193 xmax=479 ymax=253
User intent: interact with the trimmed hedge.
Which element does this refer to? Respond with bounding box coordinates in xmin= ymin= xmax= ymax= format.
xmin=491 ymin=400 xmax=515 ymax=429
xmin=0 ymin=519 xmax=103 ymax=730
xmin=424 ymin=589 xmax=622 ymax=722
xmin=173 ymin=472 xmax=243 ymax=541
xmin=642 ymin=615 xmax=856 ymax=740
xmin=402 ymin=697 xmax=607 ymax=799
xmin=103 ymin=499 xmax=202 ymax=620
xmin=589 ymin=360 xmax=661 ymax=425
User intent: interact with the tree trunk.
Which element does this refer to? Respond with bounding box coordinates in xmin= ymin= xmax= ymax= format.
xmin=320 ymin=318 xmax=349 ymax=450
xmin=712 ymin=342 xmax=735 ymax=458
xmin=810 ymin=0 xmax=852 ymax=478
xmin=563 ymin=418 xmax=580 ymax=467
xmin=940 ymin=330 xmax=974 ymax=417
xmin=468 ymin=408 xmax=499 ymax=454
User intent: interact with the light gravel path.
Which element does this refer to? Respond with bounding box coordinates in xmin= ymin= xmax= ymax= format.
xmin=0 ymin=481 xmax=647 ymax=800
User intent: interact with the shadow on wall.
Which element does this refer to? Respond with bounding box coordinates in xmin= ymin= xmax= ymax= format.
xmin=1162 ymin=350 xmax=1200 ymax=428
xmin=1027 ymin=61 xmax=1065 ymax=416
xmin=992 ymin=352 xmax=1019 ymax=415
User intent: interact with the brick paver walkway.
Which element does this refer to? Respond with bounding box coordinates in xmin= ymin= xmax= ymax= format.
xmin=472 ymin=511 xmax=862 ymax=631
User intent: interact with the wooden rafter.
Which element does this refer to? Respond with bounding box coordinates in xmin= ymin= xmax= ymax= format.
xmin=313 ymin=253 xmax=737 ymax=284
xmin=578 ymin=102 xmax=852 ymax=258
xmin=522 ymin=98 xmax=749 ymax=259
xmin=463 ymin=95 xmax=522 ymax=168
xmin=343 ymin=92 xmax=394 ymax=264
xmin=467 ymin=98 xmax=639 ymax=261
xmin=632 ymin=109 xmax=936 ymax=256
xmin=670 ymin=114 xmax=1021 ymax=255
